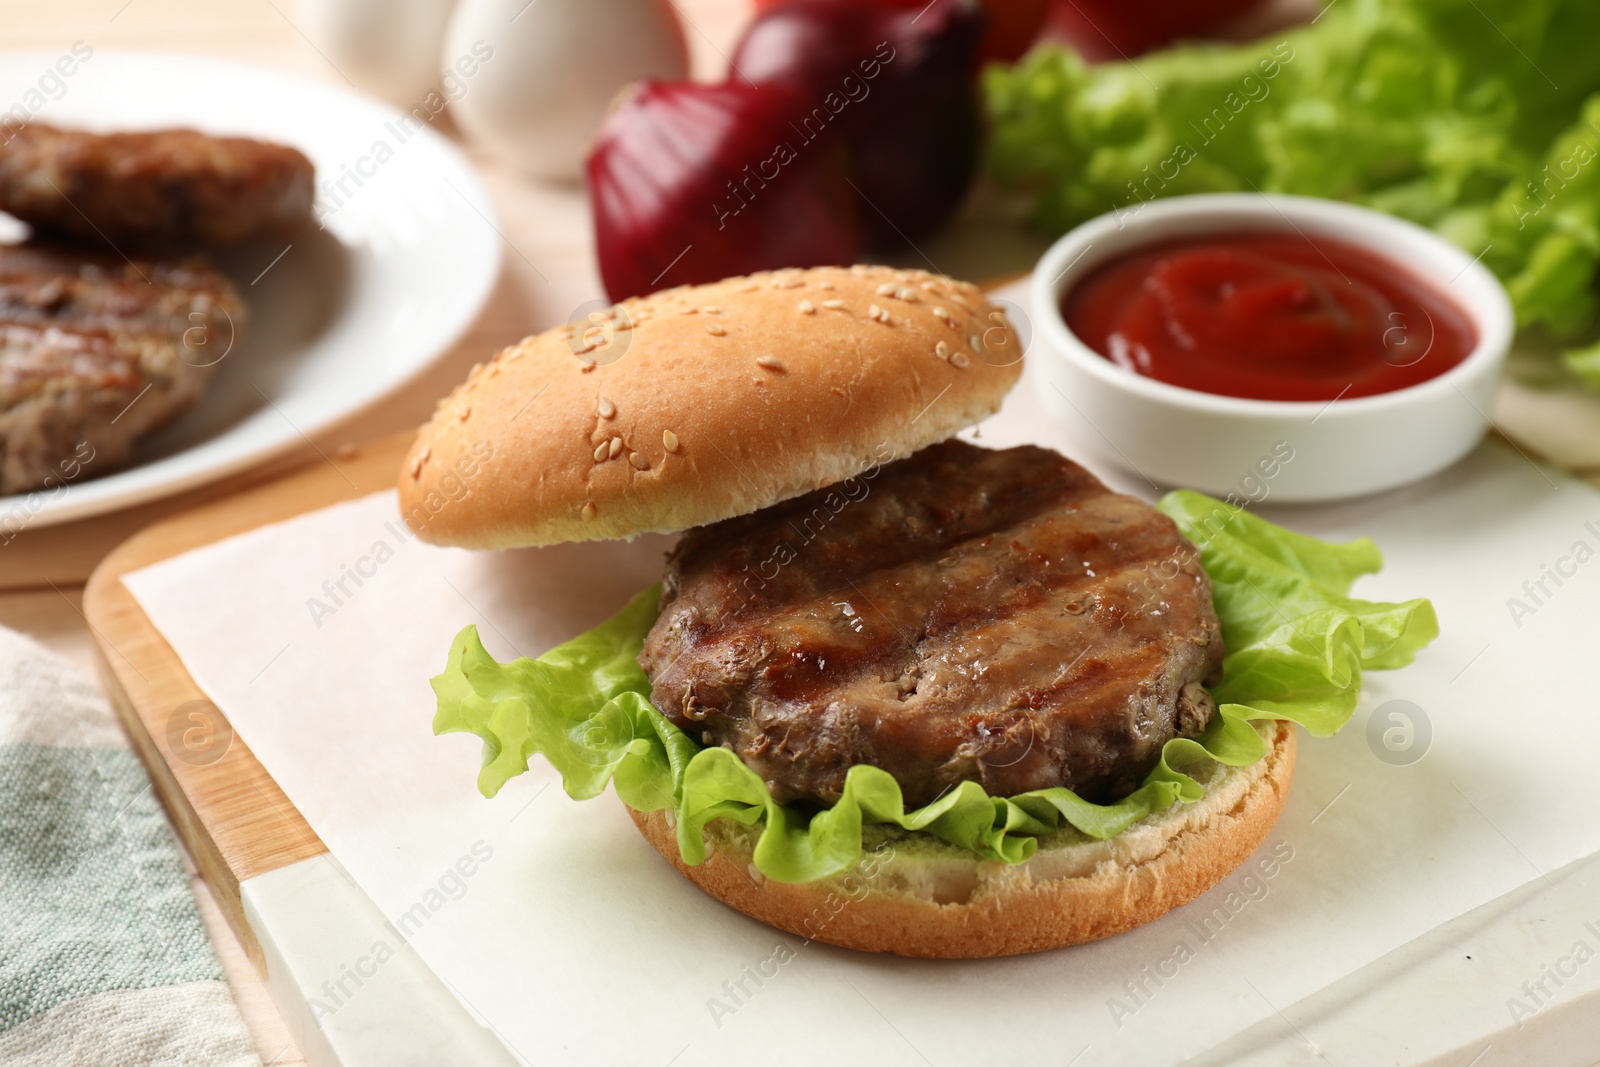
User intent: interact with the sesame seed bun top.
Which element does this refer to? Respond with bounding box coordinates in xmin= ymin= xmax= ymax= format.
xmin=398 ymin=265 xmax=1023 ymax=548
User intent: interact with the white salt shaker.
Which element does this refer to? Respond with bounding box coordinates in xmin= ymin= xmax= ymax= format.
xmin=441 ymin=0 xmax=689 ymax=181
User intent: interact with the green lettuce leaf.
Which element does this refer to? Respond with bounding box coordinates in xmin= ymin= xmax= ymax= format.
xmin=434 ymin=493 xmax=1438 ymax=883
xmin=1565 ymin=335 xmax=1600 ymax=387
xmin=983 ymin=0 xmax=1600 ymax=345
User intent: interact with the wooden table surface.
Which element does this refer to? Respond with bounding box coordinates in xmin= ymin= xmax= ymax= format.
xmin=0 ymin=3 xmax=1054 ymax=1064
xmin=10 ymin=3 xmax=1600 ymax=1066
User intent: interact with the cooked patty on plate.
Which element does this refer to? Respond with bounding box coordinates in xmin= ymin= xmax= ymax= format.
xmin=0 ymin=123 xmax=314 ymax=245
xmin=0 ymin=242 xmax=244 ymax=494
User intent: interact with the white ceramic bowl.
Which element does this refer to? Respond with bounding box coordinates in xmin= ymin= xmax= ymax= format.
xmin=1030 ymin=194 xmax=1513 ymax=503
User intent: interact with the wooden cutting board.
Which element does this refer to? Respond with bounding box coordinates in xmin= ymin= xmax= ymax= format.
xmin=71 ymin=269 xmax=1562 ymax=972
xmin=83 ymin=432 xmax=413 ymax=968
xmin=79 ymin=277 xmax=1600 ymax=1067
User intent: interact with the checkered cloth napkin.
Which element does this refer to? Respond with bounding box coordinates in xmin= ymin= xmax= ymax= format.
xmin=0 ymin=626 xmax=258 ymax=1066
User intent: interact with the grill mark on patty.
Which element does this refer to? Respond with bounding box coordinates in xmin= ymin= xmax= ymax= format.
xmin=713 ymin=504 xmax=1193 ymax=706
xmin=669 ymin=455 xmax=1106 ymax=612
xmin=641 ymin=440 xmax=1225 ymax=808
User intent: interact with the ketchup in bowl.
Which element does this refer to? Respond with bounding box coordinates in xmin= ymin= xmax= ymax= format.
xmin=1061 ymin=233 xmax=1478 ymax=402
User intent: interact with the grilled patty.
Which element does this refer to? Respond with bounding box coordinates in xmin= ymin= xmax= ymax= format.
xmin=0 ymin=123 xmax=314 ymax=245
xmin=0 ymin=242 xmax=245 ymax=495
xmin=640 ymin=440 xmax=1225 ymax=808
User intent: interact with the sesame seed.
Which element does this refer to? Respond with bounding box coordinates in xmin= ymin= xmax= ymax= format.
xmin=680 ymin=307 xmax=698 ymax=315
xmin=756 ymin=355 xmax=784 ymax=370
xmin=581 ymin=502 xmax=597 ymax=521
xmin=869 ymin=303 xmax=883 ymax=319
xmin=798 ymin=300 xmax=815 ymax=314
xmin=772 ymin=276 xmax=803 ymax=289
xmin=469 ymin=362 xmax=483 ymax=375
xmin=597 ymin=396 xmax=616 ymax=419
xmin=933 ymin=306 xmax=950 ymax=320
xmin=920 ymin=281 xmax=937 ymax=291
xmin=950 ymin=351 xmax=971 ymax=368
xmin=706 ymin=324 xmax=726 ymax=336
xmin=409 ymin=455 xmax=423 ymax=478
xmin=822 ymin=299 xmax=846 ymax=309
xmin=817 ymin=282 xmax=835 ymax=290
xmin=629 ymin=451 xmax=650 ymax=470
xmin=418 ymin=446 xmax=431 ymax=463
xmin=875 ymin=282 xmax=896 ymax=296
xmin=593 ymin=441 xmax=609 ymax=462
xmin=895 ymin=288 xmax=918 ymax=302
xmin=504 ymin=348 xmax=522 ymax=361
xmin=662 ymin=429 xmax=679 ymax=452
xmin=969 ymin=335 xmax=981 ymax=353
xmin=609 ymin=436 xmax=624 ymax=458
xmin=457 ymin=407 xmax=470 ymax=422
xmin=700 ymin=306 xmax=721 ymax=314
xmin=935 ymin=340 xmax=950 ymax=360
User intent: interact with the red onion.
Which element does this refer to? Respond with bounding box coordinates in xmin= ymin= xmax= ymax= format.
xmin=1042 ymin=0 xmax=1272 ymax=62
xmin=730 ymin=0 xmax=987 ymax=248
xmin=587 ymin=80 xmax=860 ymax=301
xmin=748 ymin=0 xmax=1046 ymax=64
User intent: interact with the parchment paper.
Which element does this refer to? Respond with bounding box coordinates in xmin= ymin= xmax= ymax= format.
xmin=124 ymin=291 xmax=1600 ymax=1067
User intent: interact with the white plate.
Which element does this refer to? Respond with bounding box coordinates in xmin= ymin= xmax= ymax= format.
xmin=0 ymin=50 xmax=501 ymax=528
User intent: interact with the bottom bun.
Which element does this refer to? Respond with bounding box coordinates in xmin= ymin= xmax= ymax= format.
xmin=629 ymin=720 xmax=1296 ymax=958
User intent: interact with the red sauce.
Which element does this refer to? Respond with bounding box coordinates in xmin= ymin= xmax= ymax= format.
xmin=1062 ymin=232 xmax=1478 ymax=401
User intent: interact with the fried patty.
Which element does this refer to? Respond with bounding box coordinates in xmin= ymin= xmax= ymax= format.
xmin=0 ymin=122 xmax=314 ymax=245
xmin=0 ymin=242 xmax=245 ymax=494
xmin=640 ymin=440 xmax=1226 ymax=809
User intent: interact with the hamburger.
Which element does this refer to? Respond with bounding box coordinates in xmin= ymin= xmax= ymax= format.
xmin=403 ymin=265 xmax=1436 ymax=958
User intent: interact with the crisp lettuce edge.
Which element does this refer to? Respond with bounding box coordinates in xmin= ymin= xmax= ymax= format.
xmin=432 ymin=491 xmax=1438 ymax=884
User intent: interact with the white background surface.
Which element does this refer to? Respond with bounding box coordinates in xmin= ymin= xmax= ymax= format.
xmin=121 ymin=283 xmax=1600 ymax=1066
xmin=0 ymin=51 xmax=501 ymax=526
